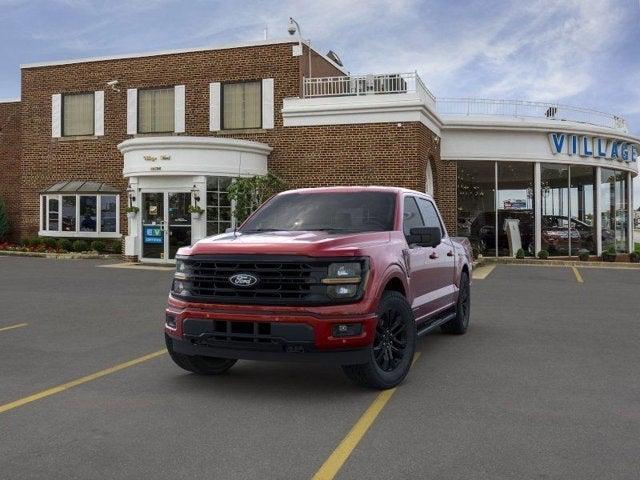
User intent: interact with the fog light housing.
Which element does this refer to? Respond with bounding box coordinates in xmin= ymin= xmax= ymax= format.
xmin=327 ymin=284 xmax=358 ymax=298
xmin=165 ymin=313 xmax=177 ymax=329
xmin=332 ymin=323 xmax=362 ymax=337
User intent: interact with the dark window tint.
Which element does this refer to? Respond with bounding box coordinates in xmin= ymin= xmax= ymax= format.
xmin=417 ymin=198 xmax=442 ymax=232
xmin=402 ymin=197 xmax=424 ymax=236
xmin=240 ymin=192 xmax=396 ymax=233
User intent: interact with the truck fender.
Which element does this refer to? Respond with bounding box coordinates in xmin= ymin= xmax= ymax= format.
xmin=373 ymin=263 xmax=410 ymax=301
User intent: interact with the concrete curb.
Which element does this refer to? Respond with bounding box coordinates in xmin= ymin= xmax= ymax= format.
xmin=0 ymin=250 xmax=119 ymax=260
xmin=478 ymin=257 xmax=640 ymax=270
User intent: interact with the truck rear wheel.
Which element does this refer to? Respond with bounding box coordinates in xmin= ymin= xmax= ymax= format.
xmin=441 ymin=271 xmax=470 ymax=334
xmin=342 ymin=291 xmax=416 ymax=390
xmin=165 ymin=334 xmax=237 ymax=375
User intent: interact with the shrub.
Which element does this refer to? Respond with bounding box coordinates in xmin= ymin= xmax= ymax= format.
xmin=577 ymin=249 xmax=590 ymax=261
xmin=537 ymin=250 xmax=549 ymax=260
xmin=58 ymin=238 xmax=73 ymax=252
xmin=30 ymin=237 xmax=43 ymax=246
xmin=0 ymin=197 xmax=9 ymax=241
xmin=42 ymin=237 xmax=58 ymax=249
xmin=90 ymin=240 xmax=106 ymax=252
xmin=629 ymin=251 xmax=640 ymax=263
xmin=72 ymin=239 xmax=89 ymax=252
xmin=602 ymin=245 xmax=617 ymax=262
xmin=21 ymin=238 xmax=31 ymax=247
xmin=515 ymin=248 xmax=525 ymax=259
xmin=108 ymin=239 xmax=122 ymax=254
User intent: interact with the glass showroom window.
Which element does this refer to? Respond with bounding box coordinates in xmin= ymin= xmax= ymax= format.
xmin=601 ymin=168 xmax=629 ymax=253
xmin=222 ymin=81 xmax=261 ymax=130
xmin=40 ymin=194 xmax=119 ymax=237
xmin=206 ymin=177 xmax=233 ymax=236
xmin=497 ymin=163 xmax=535 ymax=256
xmin=569 ymin=166 xmax=596 ymax=255
xmin=63 ymin=92 xmax=94 ymax=136
xmin=457 ymin=161 xmax=496 ymax=257
xmin=541 ymin=164 xmax=569 ymax=256
xmin=138 ymin=87 xmax=175 ymax=133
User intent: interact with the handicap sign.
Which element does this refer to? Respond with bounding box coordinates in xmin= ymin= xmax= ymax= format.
xmin=144 ymin=226 xmax=163 ymax=244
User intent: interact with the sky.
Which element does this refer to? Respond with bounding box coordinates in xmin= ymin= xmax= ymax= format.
xmin=1 ymin=0 xmax=639 ymax=202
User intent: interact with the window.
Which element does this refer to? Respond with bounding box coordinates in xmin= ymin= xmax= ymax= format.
xmin=40 ymin=193 xmax=119 ymax=237
xmin=138 ymin=88 xmax=175 ymax=133
xmin=403 ymin=197 xmax=424 ymax=236
xmin=457 ymin=161 xmax=496 ymax=257
xmin=417 ymin=198 xmax=442 ymax=233
xmin=63 ymin=92 xmax=94 ymax=136
xmin=100 ymin=196 xmax=117 ymax=233
xmin=222 ymin=81 xmax=261 ymax=130
xmin=601 ymin=168 xmax=629 ymax=253
xmin=497 ymin=163 xmax=534 ymax=256
xmin=61 ymin=196 xmax=76 ymax=232
xmin=206 ymin=177 xmax=232 ymax=236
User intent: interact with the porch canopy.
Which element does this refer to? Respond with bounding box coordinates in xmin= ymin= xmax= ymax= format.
xmin=41 ymin=180 xmax=120 ymax=194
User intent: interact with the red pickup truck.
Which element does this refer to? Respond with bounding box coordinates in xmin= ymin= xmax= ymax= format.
xmin=165 ymin=187 xmax=472 ymax=389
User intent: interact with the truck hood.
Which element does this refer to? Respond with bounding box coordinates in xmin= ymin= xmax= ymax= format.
xmin=181 ymin=231 xmax=392 ymax=257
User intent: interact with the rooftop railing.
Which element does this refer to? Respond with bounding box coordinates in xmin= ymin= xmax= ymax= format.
xmin=302 ymin=72 xmax=436 ymax=107
xmin=436 ymin=97 xmax=628 ymax=132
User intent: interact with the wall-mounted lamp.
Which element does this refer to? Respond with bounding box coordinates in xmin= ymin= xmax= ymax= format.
xmin=191 ymin=185 xmax=201 ymax=203
xmin=126 ymin=186 xmax=136 ymax=203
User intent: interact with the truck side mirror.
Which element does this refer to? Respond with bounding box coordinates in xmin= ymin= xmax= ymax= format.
xmin=407 ymin=227 xmax=441 ymax=248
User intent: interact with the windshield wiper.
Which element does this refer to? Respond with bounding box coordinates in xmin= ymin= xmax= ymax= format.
xmin=239 ymin=228 xmax=282 ymax=233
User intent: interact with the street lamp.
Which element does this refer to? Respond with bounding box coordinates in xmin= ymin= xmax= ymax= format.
xmin=288 ymin=17 xmax=312 ymax=78
xmin=191 ymin=185 xmax=201 ymax=203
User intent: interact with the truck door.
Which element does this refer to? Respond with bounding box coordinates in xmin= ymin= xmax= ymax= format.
xmin=402 ymin=196 xmax=438 ymax=322
xmin=416 ymin=197 xmax=457 ymax=314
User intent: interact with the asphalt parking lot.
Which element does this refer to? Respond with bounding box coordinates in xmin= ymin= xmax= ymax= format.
xmin=1 ymin=257 xmax=639 ymax=480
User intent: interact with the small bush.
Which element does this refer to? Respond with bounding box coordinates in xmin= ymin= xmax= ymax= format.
xmin=515 ymin=248 xmax=525 ymax=259
xmin=42 ymin=237 xmax=58 ymax=249
xmin=58 ymin=238 xmax=73 ymax=252
xmin=537 ymin=250 xmax=549 ymax=260
xmin=108 ymin=239 xmax=122 ymax=254
xmin=577 ymin=249 xmax=590 ymax=261
xmin=72 ymin=239 xmax=89 ymax=252
xmin=21 ymin=238 xmax=31 ymax=247
xmin=629 ymin=251 xmax=640 ymax=263
xmin=30 ymin=237 xmax=43 ymax=246
xmin=90 ymin=240 xmax=106 ymax=252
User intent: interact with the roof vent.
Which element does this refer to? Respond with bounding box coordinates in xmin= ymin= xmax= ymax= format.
xmin=326 ymin=50 xmax=343 ymax=67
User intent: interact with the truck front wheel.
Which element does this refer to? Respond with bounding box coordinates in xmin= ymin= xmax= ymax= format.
xmin=342 ymin=291 xmax=416 ymax=390
xmin=165 ymin=334 xmax=237 ymax=375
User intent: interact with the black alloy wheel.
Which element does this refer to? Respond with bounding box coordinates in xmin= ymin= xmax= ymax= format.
xmin=441 ymin=271 xmax=470 ymax=334
xmin=373 ymin=306 xmax=408 ymax=372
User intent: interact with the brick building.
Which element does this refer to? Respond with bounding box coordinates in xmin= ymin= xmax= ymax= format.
xmin=0 ymin=38 xmax=638 ymax=262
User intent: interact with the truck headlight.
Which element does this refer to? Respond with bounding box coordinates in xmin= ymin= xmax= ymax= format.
xmin=323 ymin=262 xmax=363 ymax=299
xmin=171 ymin=279 xmax=193 ymax=296
xmin=174 ymin=258 xmax=192 ymax=279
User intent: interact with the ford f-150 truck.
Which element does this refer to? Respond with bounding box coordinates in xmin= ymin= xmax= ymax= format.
xmin=165 ymin=187 xmax=472 ymax=389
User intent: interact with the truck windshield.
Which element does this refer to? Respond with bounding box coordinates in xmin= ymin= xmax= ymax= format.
xmin=240 ymin=192 xmax=396 ymax=233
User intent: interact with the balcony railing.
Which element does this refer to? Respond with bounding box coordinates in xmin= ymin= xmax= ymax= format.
xmin=302 ymin=72 xmax=436 ymax=106
xmin=436 ymin=97 xmax=628 ymax=132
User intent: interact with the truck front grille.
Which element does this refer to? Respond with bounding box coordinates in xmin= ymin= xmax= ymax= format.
xmin=174 ymin=255 xmax=336 ymax=305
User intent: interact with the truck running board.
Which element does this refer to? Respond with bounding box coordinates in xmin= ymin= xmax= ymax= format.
xmin=416 ymin=309 xmax=457 ymax=337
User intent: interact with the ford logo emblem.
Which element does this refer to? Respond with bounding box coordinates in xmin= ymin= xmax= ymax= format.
xmin=229 ymin=273 xmax=259 ymax=287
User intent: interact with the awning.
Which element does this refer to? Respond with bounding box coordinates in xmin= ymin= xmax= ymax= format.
xmin=41 ymin=181 xmax=120 ymax=194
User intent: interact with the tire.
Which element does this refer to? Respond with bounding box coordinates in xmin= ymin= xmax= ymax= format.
xmin=342 ymin=291 xmax=416 ymax=390
xmin=441 ymin=271 xmax=470 ymax=334
xmin=165 ymin=334 xmax=237 ymax=375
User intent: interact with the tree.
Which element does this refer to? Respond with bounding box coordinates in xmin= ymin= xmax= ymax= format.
xmin=0 ymin=197 xmax=9 ymax=241
xmin=226 ymin=173 xmax=285 ymax=225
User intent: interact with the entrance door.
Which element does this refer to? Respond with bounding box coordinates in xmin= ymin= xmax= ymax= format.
xmin=141 ymin=192 xmax=192 ymax=262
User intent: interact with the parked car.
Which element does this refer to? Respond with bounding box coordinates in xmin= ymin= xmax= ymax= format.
xmin=164 ymin=187 xmax=472 ymax=389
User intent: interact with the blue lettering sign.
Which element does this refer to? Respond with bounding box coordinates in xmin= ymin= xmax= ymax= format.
xmin=632 ymin=144 xmax=638 ymax=162
xmin=610 ymin=141 xmax=619 ymax=160
xmin=144 ymin=226 xmax=164 ymax=244
xmin=580 ymin=136 xmax=593 ymax=156
xmin=620 ymin=143 xmax=629 ymax=162
xmin=549 ymin=133 xmax=565 ymax=154
xmin=595 ymin=138 xmax=607 ymax=157
xmin=569 ymin=135 xmax=579 ymax=155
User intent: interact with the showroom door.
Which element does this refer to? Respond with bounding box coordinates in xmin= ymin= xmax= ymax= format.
xmin=141 ymin=192 xmax=192 ymax=262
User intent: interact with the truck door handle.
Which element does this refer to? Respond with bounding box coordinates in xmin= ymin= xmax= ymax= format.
xmin=429 ymin=252 xmax=438 ymax=259
xmin=447 ymin=250 xmax=454 ymax=257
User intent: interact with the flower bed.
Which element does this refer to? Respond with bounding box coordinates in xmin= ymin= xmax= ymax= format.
xmin=0 ymin=237 xmax=122 ymax=256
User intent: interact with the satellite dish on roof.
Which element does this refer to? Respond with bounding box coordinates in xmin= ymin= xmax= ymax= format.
xmin=326 ymin=50 xmax=343 ymax=67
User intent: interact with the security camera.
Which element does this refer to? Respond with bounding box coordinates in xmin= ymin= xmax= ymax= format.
xmin=287 ymin=18 xmax=297 ymax=35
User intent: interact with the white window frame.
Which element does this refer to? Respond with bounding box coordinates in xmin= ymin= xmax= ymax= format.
xmin=61 ymin=92 xmax=96 ymax=137
xmin=39 ymin=193 xmax=121 ymax=238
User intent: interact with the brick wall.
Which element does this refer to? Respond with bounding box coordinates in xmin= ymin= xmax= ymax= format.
xmin=16 ymin=41 xmax=450 ymax=241
xmin=0 ymin=101 xmax=21 ymax=240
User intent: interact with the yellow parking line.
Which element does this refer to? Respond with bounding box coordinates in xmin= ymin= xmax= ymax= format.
xmin=0 ymin=349 xmax=167 ymax=415
xmin=0 ymin=323 xmax=28 ymax=333
xmin=311 ymin=352 xmax=422 ymax=480
xmin=472 ymin=264 xmax=495 ymax=280
xmin=571 ymin=266 xmax=584 ymax=283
